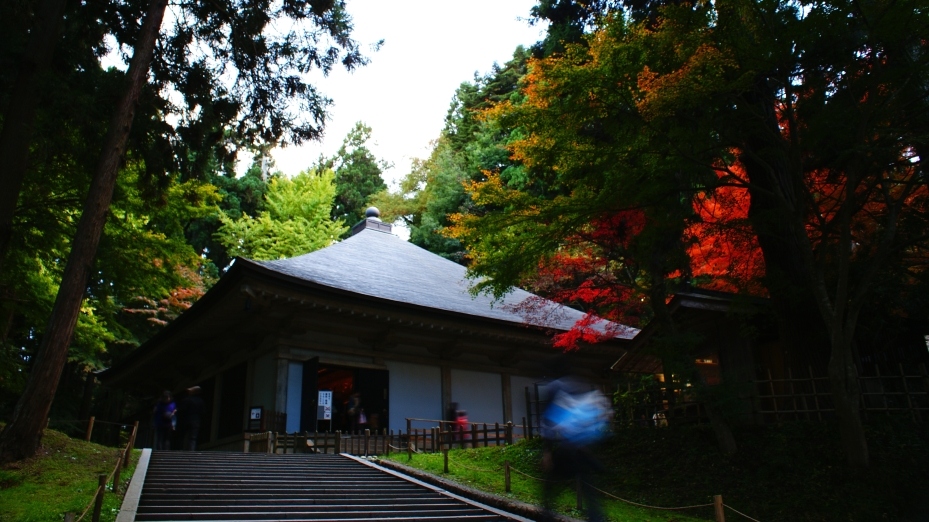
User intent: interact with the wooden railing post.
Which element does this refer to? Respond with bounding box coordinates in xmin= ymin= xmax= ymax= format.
xmin=123 ymin=421 xmax=138 ymax=467
xmin=471 ymin=423 xmax=478 ymax=449
xmin=335 ymin=431 xmax=342 ymax=453
xmin=522 ymin=417 xmax=528 ymax=440
xmin=85 ymin=416 xmax=95 ymax=442
xmin=505 ymin=421 xmax=514 ymax=445
xmin=92 ymin=474 xmax=105 ymax=522
xmin=112 ymin=449 xmax=124 ymax=493
xmin=364 ymin=429 xmax=370 ymax=457
xmin=504 ymin=460 xmax=511 ymax=492
xmin=714 ymin=494 xmax=725 ymax=522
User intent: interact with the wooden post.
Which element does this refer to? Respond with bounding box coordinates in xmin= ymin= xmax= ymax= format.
xmin=483 ymin=423 xmax=488 ymax=447
xmin=387 ymin=430 xmax=391 ymax=456
xmin=714 ymin=494 xmax=725 ymax=522
xmin=524 ymin=387 xmax=533 ymax=438
xmin=92 ymin=474 xmax=105 ymax=522
xmin=335 ymin=431 xmax=342 ymax=454
xmin=406 ymin=421 xmax=412 ymax=461
xmin=522 ymin=417 xmax=527 ymax=440
xmin=575 ymin=477 xmax=583 ymax=511
xmin=443 ymin=448 xmax=449 ymax=473
xmin=504 ymin=460 xmax=511 ymax=493
xmin=112 ymin=449 xmax=124 ymax=493
xmin=124 ymin=421 xmax=138 ymax=467
xmin=364 ymin=429 xmax=370 ymax=457
xmin=85 ymin=416 xmax=95 ymax=441
xmin=471 ymin=423 xmax=478 ymax=449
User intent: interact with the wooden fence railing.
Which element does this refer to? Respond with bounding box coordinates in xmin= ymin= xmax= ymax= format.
xmin=246 ymin=418 xmax=526 ymax=456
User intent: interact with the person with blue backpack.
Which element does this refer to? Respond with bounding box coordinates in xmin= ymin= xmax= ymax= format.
xmin=540 ymin=355 xmax=611 ymax=522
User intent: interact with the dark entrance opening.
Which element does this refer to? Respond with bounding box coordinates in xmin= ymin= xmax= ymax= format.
xmin=313 ymin=365 xmax=388 ymax=432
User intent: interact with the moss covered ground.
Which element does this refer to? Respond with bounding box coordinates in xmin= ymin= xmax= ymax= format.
xmin=0 ymin=427 xmax=139 ymax=522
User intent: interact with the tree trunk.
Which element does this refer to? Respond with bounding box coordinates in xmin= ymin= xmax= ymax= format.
xmin=0 ymin=0 xmax=167 ymax=464
xmin=0 ymin=0 xmax=68 ymax=272
xmin=828 ymin=335 xmax=869 ymax=468
xmin=737 ymin=75 xmax=869 ymax=468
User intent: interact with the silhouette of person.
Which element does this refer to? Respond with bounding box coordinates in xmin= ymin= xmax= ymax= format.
xmin=153 ymin=390 xmax=176 ymax=450
xmin=178 ymin=386 xmax=204 ymax=450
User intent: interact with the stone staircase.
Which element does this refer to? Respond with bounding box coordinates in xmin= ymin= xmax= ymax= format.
xmin=127 ymin=451 xmax=524 ymax=521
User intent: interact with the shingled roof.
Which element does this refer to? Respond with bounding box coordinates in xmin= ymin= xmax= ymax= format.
xmin=253 ymin=223 xmax=636 ymax=339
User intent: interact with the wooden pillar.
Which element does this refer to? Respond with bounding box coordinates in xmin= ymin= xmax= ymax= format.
xmin=501 ymin=373 xmax=512 ymax=423
xmin=274 ymin=357 xmax=289 ymax=420
xmin=244 ymin=358 xmax=256 ymax=432
xmin=441 ymin=365 xmax=452 ymax=421
xmin=210 ymin=373 xmax=223 ymax=443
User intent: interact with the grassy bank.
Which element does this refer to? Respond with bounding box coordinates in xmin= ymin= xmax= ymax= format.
xmin=0 ymin=428 xmax=139 ymax=522
xmin=383 ymin=441 xmax=712 ymax=521
xmin=385 ymin=418 xmax=929 ymax=521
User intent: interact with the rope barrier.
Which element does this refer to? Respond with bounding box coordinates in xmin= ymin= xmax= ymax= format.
xmin=74 ymin=484 xmax=105 ymax=522
xmin=584 ymin=482 xmax=714 ymax=511
xmin=389 ymin=444 xmax=762 ymax=521
xmin=74 ymin=446 xmax=130 ymax=522
xmin=725 ymin=503 xmax=762 ymax=522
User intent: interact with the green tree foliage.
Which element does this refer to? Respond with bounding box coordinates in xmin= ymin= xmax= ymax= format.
xmin=318 ymin=122 xmax=389 ymax=228
xmin=185 ymin=158 xmax=272 ymax=271
xmin=372 ymin=48 xmax=531 ymax=262
xmin=0 ymin=157 xmax=219 ymax=417
xmin=0 ymin=0 xmax=369 ymax=463
xmin=451 ymin=0 xmax=929 ymax=467
xmin=215 ymin=169 xmax=346 ymax=261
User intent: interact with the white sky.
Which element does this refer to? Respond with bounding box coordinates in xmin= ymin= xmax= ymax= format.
xmin=270 ymin=0 xmax=546 ymax=188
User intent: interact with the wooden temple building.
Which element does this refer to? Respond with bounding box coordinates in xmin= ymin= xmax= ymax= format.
xmin=99 ymin=211 xmax=636 ymax=450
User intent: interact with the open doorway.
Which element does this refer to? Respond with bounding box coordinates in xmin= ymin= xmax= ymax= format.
xmin=312 ymin=364 xmax=388 ymax=433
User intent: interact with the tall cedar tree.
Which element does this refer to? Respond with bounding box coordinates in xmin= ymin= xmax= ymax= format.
xmin=324 ymin=122 xmax=388 ymax=228
xmin=0 ymin=0 xmax=367 ymax=464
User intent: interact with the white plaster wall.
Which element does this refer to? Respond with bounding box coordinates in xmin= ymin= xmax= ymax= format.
xmin=450 ymin=369 xmax=503 ymax=425
xmin=386 ymin=361 xmax=441 ymax=432
xmin=285 ymin=362 xmax=303 ymax=433
xmin=251 ymin=352 xmax=276 ymax=413
xmin=509 ymin=375 xmax=540 ymax=425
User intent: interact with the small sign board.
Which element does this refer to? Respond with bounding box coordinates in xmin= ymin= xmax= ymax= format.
xmin=317 ymin=390 xmax=332 ymax=421
xmin=247 ymin=406 xmax=263 ymax=432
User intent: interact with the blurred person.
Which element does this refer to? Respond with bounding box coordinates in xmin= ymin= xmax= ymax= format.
xmin=540 ymin=356 xmax=612 ymax=522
